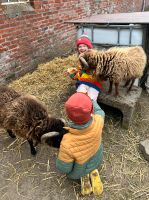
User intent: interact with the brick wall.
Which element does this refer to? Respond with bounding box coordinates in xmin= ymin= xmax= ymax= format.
xmin=0 ymin=0 xmax=143 ymax=83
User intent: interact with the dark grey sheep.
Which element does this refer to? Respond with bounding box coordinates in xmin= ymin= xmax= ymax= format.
xmin=0 ymin=85 xmax=67 ymax=155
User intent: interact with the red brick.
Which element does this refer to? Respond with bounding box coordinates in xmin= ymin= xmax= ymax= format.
xmin=0 ymin=0 xmax=143 ymax=84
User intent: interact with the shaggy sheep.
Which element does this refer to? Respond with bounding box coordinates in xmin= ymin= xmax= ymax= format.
xmin=0 ymin=85 xmax=67 ymax=155
xmin=79 ymin=47 xmax=147 ymax=96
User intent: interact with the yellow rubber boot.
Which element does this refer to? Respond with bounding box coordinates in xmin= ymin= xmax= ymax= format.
xmin=90 ymin=169 xmax=103 ymax=196
xmin=81 ymin=174 xmax=92 ymax=195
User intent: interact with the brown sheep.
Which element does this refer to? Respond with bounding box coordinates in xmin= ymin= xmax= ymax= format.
xmin=79 ymin=47 xmax=147 ymax=96
xmin=0 ymin=85 xmax=67 ymax=155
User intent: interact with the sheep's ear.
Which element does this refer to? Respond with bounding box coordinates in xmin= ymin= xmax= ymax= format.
xmin=79 ymin=56 xmax=89 ymax=69
xmin=35 ymin=126 xmax=42 ymax=135
xmin=41 ymin=132 xmax=60 ymax=144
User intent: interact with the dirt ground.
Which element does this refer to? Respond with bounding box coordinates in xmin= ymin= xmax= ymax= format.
xmin=0 ymin=91 xmax=149 ymax=200
xmin=0 ymin=56 xmax=149 ymax=200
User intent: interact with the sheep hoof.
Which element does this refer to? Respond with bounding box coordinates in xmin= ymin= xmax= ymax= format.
xmin=7 ymin=129 xmax=16 ymax=138
xmin=31 ymin=149 xmax=37 ymax=155
xmin=106 ymin=91 xmax=112 ymax=95
xmin=114 ymin=94 xmax=119 ymax=97
xmin=9 ymin=133 xmax=16 ymax=138
xmin=127 ymin=88 xmax=137 ymax=93
xmin=31 ymin=146 xmax=37 ymax=155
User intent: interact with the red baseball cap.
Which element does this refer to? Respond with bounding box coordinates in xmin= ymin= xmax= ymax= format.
xmin=65 ymin=92 xmax=93 ymax=125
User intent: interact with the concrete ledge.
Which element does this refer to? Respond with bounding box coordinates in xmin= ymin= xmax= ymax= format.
xmin=97 ymin=83 xmax=142 ymax=129
xmin=139 ymin=139 xmax=149 ymax=162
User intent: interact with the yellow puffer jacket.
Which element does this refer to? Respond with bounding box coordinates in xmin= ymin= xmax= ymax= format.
xmin=56 ymin=101 xmax=105 ymax=179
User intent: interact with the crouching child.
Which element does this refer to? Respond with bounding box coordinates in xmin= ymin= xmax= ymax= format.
xmin=56 ymin=92 xmax=105 ymax=196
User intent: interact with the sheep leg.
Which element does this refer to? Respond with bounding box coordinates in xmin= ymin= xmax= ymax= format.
xmin=7 ymin=129 xmax=16 ymax=138
xmin=108 ymin=81 xmax=113 ymax=94
xmin=127 ymin=79 xmax=135 ymax=92
xmin=27 ymin=139 xmax=37 ymax=155
xmin=114 ymin=83 xmax=119 ymax=96
xmin=123 ymin=80 xmax=131 ymax=88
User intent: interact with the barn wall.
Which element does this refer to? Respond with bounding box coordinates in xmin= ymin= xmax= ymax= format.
xmin=0 ymin=0 xmax=143 ymax=83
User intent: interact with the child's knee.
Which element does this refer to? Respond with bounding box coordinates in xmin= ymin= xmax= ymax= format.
xmin=77 ymin=84 xmax=88 ymax=93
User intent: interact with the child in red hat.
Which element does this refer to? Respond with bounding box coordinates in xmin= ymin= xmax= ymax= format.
xmin=56 ymin=93 xmax=105 ymax=196
xmin=67 ymin=34 xmax=103 ymax=101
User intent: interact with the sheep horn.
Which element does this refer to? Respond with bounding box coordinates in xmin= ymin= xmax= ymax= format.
xmin=59 ymin=118 xmax=66 ymax=124
xmin=79 ymin=57 xmax=89 ymax=68
xmin=41 ymin=132 xmax=60 ymax=143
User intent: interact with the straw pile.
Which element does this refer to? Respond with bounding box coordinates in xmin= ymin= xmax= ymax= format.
xmin=9 ymin=54 xmax=78 ymax=119
xmin=0 ymin=54 xmax=148 ymax=199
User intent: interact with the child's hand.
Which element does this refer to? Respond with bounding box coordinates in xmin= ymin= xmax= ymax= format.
xmin=67 ymin=67 xmax=80 ymax=80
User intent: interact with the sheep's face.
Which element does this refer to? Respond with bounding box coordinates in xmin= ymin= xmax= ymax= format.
xmin=40 ymin=118 xmax=68 ymax=147
xmin=31 ymin=117 xmax=65 ymax=143
xmin=79 ymin=49 xmax=98 ymax=69
xmin=46 ymin=117 xmax=65 ymax=133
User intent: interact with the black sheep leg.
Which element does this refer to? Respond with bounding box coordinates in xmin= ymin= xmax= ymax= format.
xmin=7 ymin=129 xmax=16 ymax=138
xmin=28 ymin=139 xmax=37 ymax=155
xmin=123 ymin=80 xmax=131 ymax=87
xmin=114 ymin=83 xmax=119 ymax=96
xmin=127 ymin=79 xmax=135 ymax=92
xmin=108 ymin=81 xmax=113 ymax=94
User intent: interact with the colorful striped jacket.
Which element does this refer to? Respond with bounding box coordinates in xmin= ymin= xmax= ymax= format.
xmin=56 ymin=101 xmax=105 ymax=179
xmin=67 ymin=65 xmax=103 ymax=92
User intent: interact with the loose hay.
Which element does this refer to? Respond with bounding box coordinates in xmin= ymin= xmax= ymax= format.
xmin=9 ymin=54 xmax=78 ymax=118
xmin=0 ymin=54 xmax=149 ymax=199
